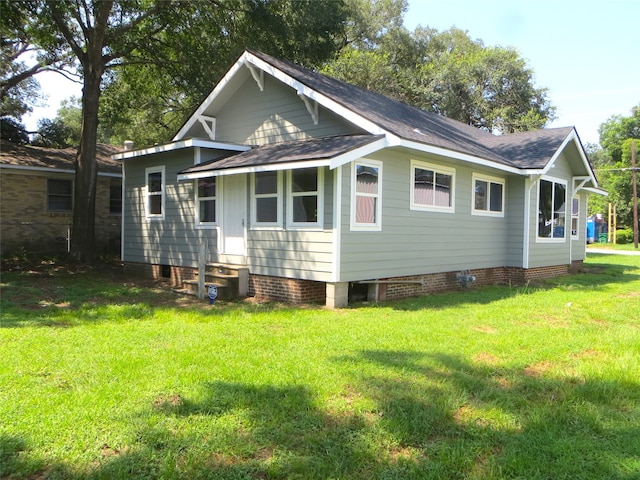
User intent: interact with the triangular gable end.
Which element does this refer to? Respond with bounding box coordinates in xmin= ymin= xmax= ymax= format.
xmin=540 ymin=129 xmax=601 ymax=192
xmin=173 ymin=50 xmax=387 ymax=142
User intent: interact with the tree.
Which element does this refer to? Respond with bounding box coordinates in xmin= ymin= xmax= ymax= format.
xmin=323 ymin=26 xmax=556 ymax=133
xmin=16 ymin=0 xmax=349 ymax=263
xmin=594 ymin=105 xmax=640 ymax=227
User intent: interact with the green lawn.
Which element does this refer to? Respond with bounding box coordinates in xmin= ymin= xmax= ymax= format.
xmin=1 ymin=255 xmax=639 ymax=480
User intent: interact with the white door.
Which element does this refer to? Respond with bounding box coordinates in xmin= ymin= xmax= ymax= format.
xmin=221 ymin=175 xmax=247 ymax=255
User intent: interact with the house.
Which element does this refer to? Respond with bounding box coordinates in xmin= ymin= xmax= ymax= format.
xmin=114 ymin=49 xmax=605 ymax=307
xmin=0 ymin=140 xmax=122 ymax=255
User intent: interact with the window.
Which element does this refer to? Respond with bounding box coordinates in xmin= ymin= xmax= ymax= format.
xmin=196 ymin=177 xmax=217 ymax=226
xmin=411 ymin=161 xmax=455 ymax=212
xmin=252 ymin=171 xmax=282 ymax=227
xmin=537 ymin=178 xmax=567 ymax=240
xmin=109 ymin=181 xmax=122 ymax=215
xmin=48 ymin=179 xmax=73 ymax=212
xmin=472 ymin=174 xmax=504 ymax=216
xmin=571 ymin=197 xmax=580 ymax=238
xmin=351 ymin=160 xmax=382 ymax=230
xmin=288 ymin=167 xmax=323 ymax=227
xmin=145 ymin=166 xmax=165 ymax=219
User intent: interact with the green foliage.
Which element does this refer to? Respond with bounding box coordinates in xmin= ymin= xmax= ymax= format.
xmin=323 ymin=26 xmax=556 ymax=133
xmin=1 ymin=255 xmax=639 ymax=479
xmin=0 ymin=116 xmax=29 ymax=144
xmin=615 ymin=228 xmax=634 ymax=244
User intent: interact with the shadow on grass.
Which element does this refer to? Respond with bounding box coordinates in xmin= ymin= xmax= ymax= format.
xmin=4 ymin=349 xmax=639 ymax=479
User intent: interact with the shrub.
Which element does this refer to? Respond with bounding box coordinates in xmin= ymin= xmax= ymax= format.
xmin=615 ymin=228 xmax=634 ymax=244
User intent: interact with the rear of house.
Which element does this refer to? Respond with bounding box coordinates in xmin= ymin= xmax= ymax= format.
xmin=116 ymin=50 xmax=604 ymax=307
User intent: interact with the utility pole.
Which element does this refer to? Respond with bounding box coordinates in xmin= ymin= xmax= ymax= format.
xmin=632 ymin=140 xmax=638 ymax=249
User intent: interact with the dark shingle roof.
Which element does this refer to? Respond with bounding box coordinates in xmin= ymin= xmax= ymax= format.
xmin=246 ymin=49 xmax=576 ymax=170
xmin=180 ymin=134 xmax=383 ymax=174
xmin=0 ymin=140 xmax=122 ymax=175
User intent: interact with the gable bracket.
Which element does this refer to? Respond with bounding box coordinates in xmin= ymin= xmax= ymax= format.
xmin=297 ymin=92 xmax=318 ymax=125
xmin=573 ymin=176 xmax=590 ymax=193
xmin=198 ymin=115 xmax=216 ymax=140
xmin=247 ymin=64 xmax=264 ymax=91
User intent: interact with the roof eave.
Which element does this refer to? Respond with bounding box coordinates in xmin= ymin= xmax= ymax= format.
xmin=112 ymin=138 xmax=250 ymax=161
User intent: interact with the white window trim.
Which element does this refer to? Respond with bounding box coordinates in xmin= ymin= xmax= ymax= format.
xmin=250 ymin=171 xmax=283 ymax=229
xmin=350 ymin=158 xmax=383 ymax=231
xmin=571 ymin=196 xmax=580 ymax=239
xmin=471 ymin=173 xmax=505 ymax=217
xmin=195 ymin=177 xmax=218 ymax=229
xmin=286 ymin=167 xmax=324 ymax=230
xmin=145 ymin=165 xmax=165 ymax=220
xmin=410 ymin=160 xmax=455 ymax=213
xmin=536 ymin=175 xmax=568 ymax=243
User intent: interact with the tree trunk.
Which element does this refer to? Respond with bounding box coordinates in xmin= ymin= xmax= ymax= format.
xmin=68 ymin=67 xmax=103 ymax=263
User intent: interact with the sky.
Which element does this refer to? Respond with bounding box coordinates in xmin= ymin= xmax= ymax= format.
xmin=24 ymin=0 xmax=640 ymax=146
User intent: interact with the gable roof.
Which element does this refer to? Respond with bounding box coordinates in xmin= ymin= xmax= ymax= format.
xmin=1 ymin=140 xmax=121 ymax=176
xmin=172 ymin=50 xmax=598 ymax=185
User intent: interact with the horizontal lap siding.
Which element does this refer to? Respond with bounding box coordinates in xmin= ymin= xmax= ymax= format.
xmin=571 ymin=192 xmax=588 ymax=261
xmin=339 ymin=150 xmax=511 ymax=281
xmin=247 ymin=230 xmax=333 ymax=281
xmin=123 ymin=150 xmax=216 ymax=267
xmin=215 ymin=76 xmax=361 ymax=145
xmin=506 ymin=176 xmax=525 ymax=267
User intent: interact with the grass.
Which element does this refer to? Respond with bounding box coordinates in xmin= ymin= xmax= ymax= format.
xmin=587 ymin=242 xmax=640 ymax=251
xmin=1 ymin=255 xmax=639 ymax=480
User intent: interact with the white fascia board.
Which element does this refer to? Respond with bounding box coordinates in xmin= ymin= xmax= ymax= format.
xmin=112 ymin=138 xmax=250 ymax=161
xmin=177 ymin=159 xmax=332 ymax=181
xmin=0 ymin=163 xmax=121 ymax=178
xmin=398 ymin=139 xmax=525 ymax=175
xmin=541 ymin=130 xmax=598 ymax=186
xmin=583 ymin=187 xmax=608 ymax=196
xmin=329 ymin=136 xmax=390 ymax=169
xmin=245 ymin=53 xmax=388 ymax=136
xmin=173 ymin=52 xmax=252 ymax=141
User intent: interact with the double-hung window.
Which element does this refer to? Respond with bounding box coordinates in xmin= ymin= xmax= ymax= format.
xmin=287 ymin=167 xmax=323 ymax=228
xmin=252 ymin=171 xmax=282 ymax=227
xmin=411 ymin=160 xmax=455 ymax=212
xmin=537 ymin=177 xmax=567 ymax=240
xmin=47 ymin=179 xmax=73 ymax=212
xmin=571 ymin=197 xmax=580 ymax=238
xmin=196 ymin=177 xmax=217 ymax=227
xmin=351 ymin=160 xmax=382 ymax=230
xmin=472 ymin=174 xmax=504 ymax=216
xmin=145 ymin=166 xmax=165 ymax=220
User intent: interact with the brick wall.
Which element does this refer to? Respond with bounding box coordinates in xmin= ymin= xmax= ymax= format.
xmin=124 ymin=262 xmax=196 ymax=288
xmin=0 ymin=170 xmax=121 ymax=255
xmin=249 ymin=274 xmax=326 ymax=304
xmin=377 ymin=265 xmax=571 ymax=302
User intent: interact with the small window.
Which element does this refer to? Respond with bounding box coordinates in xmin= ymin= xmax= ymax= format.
xmin=109 ymin=181 xmax=122 ymax=215
xmin=537 ymin=178 xmax=567 ymax=240
xmin=196 ymin=177 xmax=217 ymax=226
xmin=47 ymin=179 xmax=73 ymax=212
xmin=288 ymin=167 xmax=323 ymax=228
xmin=145 ymin=166 xmax=165 ymax=219
xmin=351 ymin=160 xmax=382 ymax=230
xmin=252 ymin=171 xmax=282 ymax=227
xmin=411 ymin=161 xmax=454 ymax=212
xmin=472 ymin=174 xmax=504 ymax=216
xmin=571 ymin=197 xmax=580 ymax=238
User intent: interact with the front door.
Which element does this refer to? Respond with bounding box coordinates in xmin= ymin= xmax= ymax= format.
xmin=221 ymin=175 xmax=247 ymax=256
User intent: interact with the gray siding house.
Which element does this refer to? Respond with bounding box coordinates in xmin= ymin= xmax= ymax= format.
xmin=115 ymin=50 xmax=605 ymax=307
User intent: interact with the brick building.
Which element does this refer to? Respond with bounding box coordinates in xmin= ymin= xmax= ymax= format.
xmin=0 ymin=140 xmax=122 ymax=255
